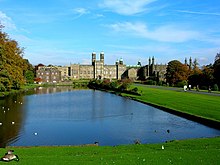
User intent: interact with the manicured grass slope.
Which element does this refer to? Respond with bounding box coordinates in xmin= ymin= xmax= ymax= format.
xmin=125 ymin=86 xmax=220 ymax=122
xmin=0 ymin=137 xmax=219 ymax=165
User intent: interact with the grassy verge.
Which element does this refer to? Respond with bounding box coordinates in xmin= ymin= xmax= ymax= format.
xmin=0 ymin=137 xmax=219 ymax=165
xmin=0 ymin=84 xmax=39 ymax=97
xmin=122 ymin=85 xmax=220 ymax=123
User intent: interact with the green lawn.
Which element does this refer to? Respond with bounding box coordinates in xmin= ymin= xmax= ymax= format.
xmin=0 ymin=137 xmax=219 ymax=165
xmin=124 ymin=85 xmax=220 ymax=122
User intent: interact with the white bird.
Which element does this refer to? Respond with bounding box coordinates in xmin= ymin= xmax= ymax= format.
xmin=34 ymin=132 xmax=38 ymax=136
xmin=11 ymin=122 xmax=15 ymax=125
xmin=0 ymin=123 xmax=2 ymax=126
xmin=162 ymin=145 xmax=165 ymax=150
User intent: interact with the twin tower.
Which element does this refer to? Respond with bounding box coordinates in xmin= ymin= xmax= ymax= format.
xmin=91 ymin=51 xmax=126 ymax=79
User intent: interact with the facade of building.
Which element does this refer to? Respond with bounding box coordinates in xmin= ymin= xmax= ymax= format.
xmin=36 ymin=66 xmax=61 ymax=83
xmin=36 ymin=52 xmax=127 ymax=83
xmin=35 ymin=53 xmax=167 ymax=83
xmin=137 ymin=57 xmax=167 ymax=81
xmin=66 ymin=52 xmax=127 ymax=80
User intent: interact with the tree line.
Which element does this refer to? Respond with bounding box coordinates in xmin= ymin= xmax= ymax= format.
xmin=165 ymin=55 xmax=220 ymax=91
xmin=0 ymin=26 xmax=34 ymax=92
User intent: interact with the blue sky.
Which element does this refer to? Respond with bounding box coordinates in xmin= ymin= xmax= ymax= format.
xmin=0 ymin=0 xmax=220 ymax=66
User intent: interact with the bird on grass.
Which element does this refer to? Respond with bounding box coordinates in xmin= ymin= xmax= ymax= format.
xmin=1 ymin=150 xmax=19 ymax=162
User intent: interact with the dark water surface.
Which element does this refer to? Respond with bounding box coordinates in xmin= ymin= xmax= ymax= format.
xmin=0 ymin=87 xmax=219 ymax=147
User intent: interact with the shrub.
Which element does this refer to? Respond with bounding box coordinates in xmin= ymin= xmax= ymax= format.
xmin=176 ymin=81 xmax=187 ymax=88
xmin=145 ymin=80 xmax=156 ymax=85
xmin=131 ymin=87 xmax=138 ymax=93
xmin=213 ymin=84 xmax=219 ymax=91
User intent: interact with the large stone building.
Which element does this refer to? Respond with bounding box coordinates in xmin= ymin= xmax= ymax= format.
xmin=36 ymin=52 xmax=127 ymax=83
xmin=35 ymin=52 xmax=167 ymax=83
xmin=124 ymin=57 xmax=167 ymax=81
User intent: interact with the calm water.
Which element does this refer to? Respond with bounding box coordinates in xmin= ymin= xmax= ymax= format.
xmin=0 ymin=87 xmax=219 ymax=147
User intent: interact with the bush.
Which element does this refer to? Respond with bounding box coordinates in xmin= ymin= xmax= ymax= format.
xmin=145 ymin=80 xmax=156 ymax=85
xmin=201 ymin=86 xmax=208 ymax=90
xmin=131 ymin=87 xmax=138 ymax=93
xmin=213 ymin=84 xmax=219 ymax=91
xmin=176 ymin=81 xmax=187 ymax=88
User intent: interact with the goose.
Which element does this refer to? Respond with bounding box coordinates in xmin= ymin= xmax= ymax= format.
xmin=1 ymin=150 xmax=19 ymax=162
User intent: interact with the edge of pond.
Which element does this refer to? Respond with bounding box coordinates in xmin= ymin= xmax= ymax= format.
xmin=110 ymin=91 xmax=220 ymax=130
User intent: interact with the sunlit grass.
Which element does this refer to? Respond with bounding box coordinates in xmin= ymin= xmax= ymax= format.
xmin=124 ymin=85 xmax=220 ymax=122
xmin=0 ymin=137 xmax=219 ymax=165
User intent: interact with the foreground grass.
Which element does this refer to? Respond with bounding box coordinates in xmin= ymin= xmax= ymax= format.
xmin=123 ymin=85 xmax=220 ymax=122
xmin=0 ymin=137 xmax=219 ymax=165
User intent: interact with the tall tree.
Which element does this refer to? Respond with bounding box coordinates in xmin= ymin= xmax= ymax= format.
xmin=0 ymin=24 xmax=32 ymax=91
xmin=200 ymin=65 xmax=214 ymax=87
xmin=213 ymin=53 xmax=220 ymax=88
xmin=165 ymin=60 xmax=189 ymax=86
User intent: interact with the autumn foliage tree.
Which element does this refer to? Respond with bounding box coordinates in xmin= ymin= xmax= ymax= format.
xmin=0 ymin=25 xmax=34 ymax=91
xmin=165 ymin=60 xmax=189 ymax=86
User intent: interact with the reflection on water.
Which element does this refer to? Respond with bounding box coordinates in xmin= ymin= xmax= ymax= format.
xmin=0 ymin=87 xmax=219 ymax=147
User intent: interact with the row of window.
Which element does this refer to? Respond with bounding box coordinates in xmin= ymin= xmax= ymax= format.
xmin=39 ymin=76 xmax=58 ymax=80
xmin=38 ymin=72 xmax=59 ymax=75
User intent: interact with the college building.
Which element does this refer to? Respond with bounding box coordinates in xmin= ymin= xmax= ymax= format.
xmin=36 ymin=52 xmax=167 ymax=83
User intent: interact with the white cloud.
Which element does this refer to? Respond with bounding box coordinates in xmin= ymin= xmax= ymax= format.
xmin=109 ymin=22 xmax=200 ymax=43
xmin=0 ymin=11 xmax=16 ymax=30
xmin=175 ymin=10 xmax=220 ymax=16
xmin=100 ymin=0 xmax=157 ymax=15
xmin=72 ymin=8 xmax=90 ymax=18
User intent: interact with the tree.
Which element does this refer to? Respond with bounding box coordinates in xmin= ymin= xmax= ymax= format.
xmin=215 ymin=53 xmax=220 ymax=61
xmin=165 ymin=60 xmax=189 ymax=86
xmin=0 ymin=24 xmax=30 ymax=90
xmin=200 ymin=65 xmax=214 ymax=88
xmin=213 ymin=54 xmax=220 ymax=87
xmin=187 ymin=58 xmax=202 ymax=88
xmin=25 ymin=70 xmax=35 ymax=84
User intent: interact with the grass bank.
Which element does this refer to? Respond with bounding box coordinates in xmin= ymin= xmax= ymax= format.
xmin=122 ymin=85 xmax=220 ymax=126
xmin=0 ymin=137 xmax=219 ymax=165
xmin=0 ymin=84 xmax=39 ymax=98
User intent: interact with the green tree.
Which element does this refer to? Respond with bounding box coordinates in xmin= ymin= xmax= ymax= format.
xmin=25 ymin=70 xmax=35 ymax=84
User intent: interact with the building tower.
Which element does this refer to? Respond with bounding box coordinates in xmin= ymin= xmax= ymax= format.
xmin=152 ymin=56 xmax=155 ymax=75
xmin=189 ymin=57 xmax=192 ymax=70
xmin=92 ymin=51 xmax=96 ymax=65
xmin=100 ymin=51 xmax=104 ymax=63
xmin=92 ymin=52 xmax=96 ymax=79
xmin=148 ymin=57 xmax=151 ymax=77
